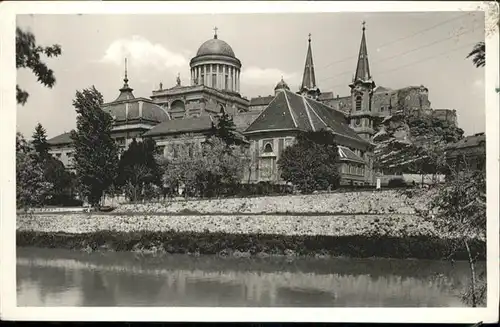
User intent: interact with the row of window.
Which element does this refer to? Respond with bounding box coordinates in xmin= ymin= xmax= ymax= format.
xmin=341 ymin=163 xmax=365 ymax=176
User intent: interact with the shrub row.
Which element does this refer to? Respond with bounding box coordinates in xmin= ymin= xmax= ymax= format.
xmin=17 ymin=230 xmax=486 ymax=261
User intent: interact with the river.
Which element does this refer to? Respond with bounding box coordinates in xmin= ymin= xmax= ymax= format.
xmin=16 ymin=247 xmax=482 ymax=307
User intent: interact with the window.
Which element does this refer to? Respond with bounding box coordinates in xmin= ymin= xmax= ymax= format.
xmin=355 ymin=96 xmax=362 ymax=111
xmin=225 ymin=74 xmax=229 ymax=90
xmin=263 ymin=143 xmax=273 ymax=153
xmin=200 ymin=74 xmax=205 ymax=85
xmin=55 ymin=153 xmax=61 ymax=158
xmin=355 ymin=118 xmax=361 ymax=126
xmin=381 ymin=106 xmax=385 ymax=112
xmin=156 ymin=146 xmax=165 ymax=156
xmin=212 ymin=74 xmax=217 ymax=87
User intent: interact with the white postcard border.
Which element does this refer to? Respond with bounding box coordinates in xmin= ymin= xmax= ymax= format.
xmin=1 ymin=1 xmax=498 ymax=323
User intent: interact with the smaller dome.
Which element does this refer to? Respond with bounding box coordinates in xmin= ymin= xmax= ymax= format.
xmin=274 ymin=77 xmax=290 ymax=91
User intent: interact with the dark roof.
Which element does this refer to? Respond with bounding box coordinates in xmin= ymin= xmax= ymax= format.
xmin=338 ymin=145 xmax=365 ymax=163
xmin=101 ymin=98 xmax=170 ymax=124
xmin=143 ymin=115 xmax=213 ymax=137
xmin=47 ymin=132 xmax=72 ymax=145
xmin=244 ymin=90 xmax=367 ymax=144
xmin=232 ymin=111 xmax=261 ymax=132
xmin=250 ymin=96 xmax=274 ymax=107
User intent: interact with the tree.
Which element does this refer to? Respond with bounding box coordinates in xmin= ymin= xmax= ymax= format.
xmin=70 ymin=86 xmax=118 ymax=207
xmin=159 ymin=136 xmax=249 ymax=198
xmin=16 ymin=133 xmax=53 ymax=209
xmin=43 ymin=156 xmax=75 ymax=204
xmin=428 ymin=165 xmax=486 ymax=307
xmin=31 ymin=123 xmax=50 ymax=159
xmin=212 ymin=108 xmax=239 ymax=147
xmin=278 ymin=130 xmax=340 ymax=193
xmin=16 ymin=27 xmax=62 ymax=105
xmin=466 ymin=41 xmax=485 ymax=68
xmin=116 ymin=138 xmax=162 ymax=201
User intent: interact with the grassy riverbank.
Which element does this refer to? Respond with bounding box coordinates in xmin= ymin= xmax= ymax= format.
xmin=17 ymin=210 xmax=485 ymax=260
xmin=17 ymin=229 xmax=485 ymax=261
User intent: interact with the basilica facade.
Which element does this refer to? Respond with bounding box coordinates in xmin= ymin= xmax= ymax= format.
xmin=47 ymin=24 xmax=457 ymax=186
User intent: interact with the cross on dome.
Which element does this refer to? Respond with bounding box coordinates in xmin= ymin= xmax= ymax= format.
xmin=213 ymin=26 xmax=218 ymax=39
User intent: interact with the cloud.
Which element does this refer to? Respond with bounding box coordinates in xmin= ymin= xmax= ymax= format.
xmin=100 ymin=36 xmax=189 ymax=71
xmin=241 ymin=66 xmax=300 ymax=88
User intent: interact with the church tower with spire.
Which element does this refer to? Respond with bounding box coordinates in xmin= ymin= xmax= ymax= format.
xmin=349 ymin=22 xmax=376 ymax=141
xmin=299 ymin=34 xmax=320 ymax=100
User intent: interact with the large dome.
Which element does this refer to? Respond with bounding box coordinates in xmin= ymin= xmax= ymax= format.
xmin=196 ymin=36 xmax=236 ymax=58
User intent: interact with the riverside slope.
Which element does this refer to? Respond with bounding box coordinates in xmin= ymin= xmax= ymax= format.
xmin=16 ymin=190 xmax=485 ymax=260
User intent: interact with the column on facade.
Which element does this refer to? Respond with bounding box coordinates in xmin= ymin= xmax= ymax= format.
xmin=236 ymin=70 xmax=240 ymax=93
xmin=206 ymin=65 xmax=209 ymax=87
xmin=230 ymin=67 xmax=234 ymax=91
xmin=233 ymin=68 xmax=237 ymax=92
xmin=218 ymin=64 xmax=222 ymax=89
xmin=231 ymin=67 xmax=236 ymax=92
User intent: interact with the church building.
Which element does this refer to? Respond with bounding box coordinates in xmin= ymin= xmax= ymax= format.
xmin=47 ymin=23 xmax=457 ymax=186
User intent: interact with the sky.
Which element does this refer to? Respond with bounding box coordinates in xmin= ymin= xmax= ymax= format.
xmin=16 ymin=12 xmax=485 ymax=139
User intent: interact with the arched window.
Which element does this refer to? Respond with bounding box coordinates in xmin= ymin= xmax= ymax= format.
xmin=380 ymin=106 xmax=385 ymax=112
xmin=263 ymin=143 xmax=273 ymax=153
xmin=355 ymin=96 xmax=362 ymax=111
xmin=355 ymin=118 xmax=361 ymax=126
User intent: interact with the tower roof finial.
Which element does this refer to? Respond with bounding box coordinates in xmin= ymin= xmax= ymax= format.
xmin=117 ymin=57 xmax=134 ymax=101
xmin=362 ymin=21 xmax=366 ymax=31
xmin=308 ymin=33 xmax=311 ymax=42
xmin=214 ymin=26 xmax=218 ymax=39
xmin=124 ymin=57 xmax=129 ymax=85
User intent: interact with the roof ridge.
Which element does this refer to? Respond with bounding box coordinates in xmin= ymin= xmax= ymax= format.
xmin=305 ymin=94 xmax=348 ymax=117
xmin=305 ymin=98 xmax=328 ymax=129
xmin=301 ymin=96 xmax=316 ymax=132
xmin=283 ymin=91 xmax=298 ymax=128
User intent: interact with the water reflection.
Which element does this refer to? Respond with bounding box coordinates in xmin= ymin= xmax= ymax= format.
xmin=16 ymin=247 xmax=481 ymax=307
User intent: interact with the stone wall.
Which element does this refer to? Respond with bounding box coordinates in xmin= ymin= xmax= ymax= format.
xmin=112 ymin=190 xmax=432 ymax=215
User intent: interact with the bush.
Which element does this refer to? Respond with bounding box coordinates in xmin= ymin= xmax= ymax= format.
xmin=44 ymin=195 xmax=83 ymax=207
xmin=388 ymin=177 xmax=407 ymax=188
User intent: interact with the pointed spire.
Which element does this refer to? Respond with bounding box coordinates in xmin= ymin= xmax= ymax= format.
xmin=300 ymin=33 xmax=317 ymax=92
xmin=116 ymin=57 xmax=135 ymax=101
xmin=354 ymin=21 xmax=371 ymax=82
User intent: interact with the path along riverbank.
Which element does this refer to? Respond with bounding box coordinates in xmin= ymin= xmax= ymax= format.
xmin=16 ymin=190 xmax=485 ymax=260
